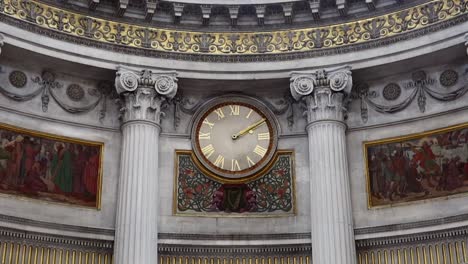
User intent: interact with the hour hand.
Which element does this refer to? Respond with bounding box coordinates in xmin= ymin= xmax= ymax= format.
xmin=232 ymin=118 xmax=266 ymax=140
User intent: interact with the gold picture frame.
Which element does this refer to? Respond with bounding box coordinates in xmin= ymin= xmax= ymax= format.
xmin=0 ymin=122 xmax=104 ymax=209
xmin=364 ymin=122 xmax=468 ymax=209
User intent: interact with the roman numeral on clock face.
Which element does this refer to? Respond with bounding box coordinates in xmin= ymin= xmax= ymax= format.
xmin=201 ymin=144 xmax=215 ymax=158
xmin=203 ymin=119 xmax=215 ymax=129
xmin=198 ymin=132 xmax=210 ymax=140
xmin=229 ymin=105 xmax=240 ymax=116
xmin=231 ymin=159 xmax=241 ymax=171
xmin=246 ymin=156 xmax=255 ymax=167
xmin=253 ymin=145 xmax=267 ymax=157
xmin=214 ymin=108 xmax=225 ymax=120
xmin=258 ymin=132 xmax=270 ymax=140
xmin=246 ymin=109 xmax=253 ymax=119
xmin=213 ymin=155 xmax=225 ymax=169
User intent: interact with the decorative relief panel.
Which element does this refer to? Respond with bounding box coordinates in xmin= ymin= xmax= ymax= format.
xmin=174 ymin=150 xmax=295 ymax=216
xmin=351 ymin=68 xmax=468 ymax=124
xmin=0 ymin=68 xmax=117 ymax=122
xmin=364 ymin=123 xmax=468 ymax=208
xmin=0 ymin=123 xmax=103 ymax=209
xmin=0 ymin=0 xmax=466 ymax=61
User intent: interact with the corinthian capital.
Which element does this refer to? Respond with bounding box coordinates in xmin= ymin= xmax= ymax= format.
xmin=290 ymin=66 xmax=352 ymax=123
xmin=115 ymin=66 xmax=178 ymax=124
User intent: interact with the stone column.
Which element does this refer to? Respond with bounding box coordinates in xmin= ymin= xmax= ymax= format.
xmin=114 ymin=67 xmax=178 ymax=264
xmin=465 ymin=33 xmax=468 ymax=56
xmin=290 ymin=67 xmax=356 ymax=264
xmin=0 ymin=33 xmax=4 ymax=55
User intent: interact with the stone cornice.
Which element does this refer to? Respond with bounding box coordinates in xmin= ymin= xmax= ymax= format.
xmin=0 ymin=0 xmax=467 ymax=62
xmin=4 ymin=212 xmax=468 ymax=243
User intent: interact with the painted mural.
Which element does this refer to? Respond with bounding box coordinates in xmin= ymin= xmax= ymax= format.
xmin=175 ymin=151 xmax=295 ymax=216
xmin=365 ymin=123 xmax=468 ymax=207
xmin=0 ymin=123 xmax=103 ymax=208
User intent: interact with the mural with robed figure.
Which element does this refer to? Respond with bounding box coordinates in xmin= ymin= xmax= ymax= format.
xmin=0 ymin=123 xmax=103 ymax=208
xmin=365 ymin=123 xmax=468 ymax=208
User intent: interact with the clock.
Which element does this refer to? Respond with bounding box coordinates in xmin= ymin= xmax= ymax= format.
xmin=191 ymin=96 xmax=279 ymax=181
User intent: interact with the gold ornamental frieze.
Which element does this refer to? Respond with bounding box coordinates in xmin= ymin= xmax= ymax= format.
xmin=0 ymin=0 xmax=467 ymax=59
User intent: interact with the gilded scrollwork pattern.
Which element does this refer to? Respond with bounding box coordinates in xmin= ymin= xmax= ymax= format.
xmin=0 ymin=0 xmax=467 ymax=57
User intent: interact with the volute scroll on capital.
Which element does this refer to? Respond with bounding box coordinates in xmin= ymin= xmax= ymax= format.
xmin=289 ymin=66 xmax=353 ymax=101
xmin=289 ymin=66 xmax=353 ymax=123
xmin=115 ymin=66 xmax=178 ymax=98
xmin=115 ymin=66 xmax=178 ymax=125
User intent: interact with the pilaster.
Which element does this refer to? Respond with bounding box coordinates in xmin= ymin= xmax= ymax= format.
xmin=114 ymin=66 xmax=178 ymax=264
xmin=290 ymin=66 xmax=356 ymax=264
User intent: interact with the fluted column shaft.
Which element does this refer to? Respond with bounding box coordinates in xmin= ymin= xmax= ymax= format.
xmin=307 ymin=119 xmax=356 ymax=264
xmin=290 ymin=67 xmax=356 ymax=264
xmin=115 ymin=121 xmax=160 ymax=263
xmin=113 ymin=67 xmax=178 ymax=264
xmin=0 ymin=33 xmax=4 ymax=55
xmin=465 ymin=33 xmax=468 ymax=55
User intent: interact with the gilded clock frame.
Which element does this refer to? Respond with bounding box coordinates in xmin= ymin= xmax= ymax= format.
xmin=190 ymin=95 xmax=279 ymax=182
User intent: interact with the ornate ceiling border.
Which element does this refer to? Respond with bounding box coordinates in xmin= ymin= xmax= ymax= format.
xmin=0 ymin=0 xmax=467 ymax=62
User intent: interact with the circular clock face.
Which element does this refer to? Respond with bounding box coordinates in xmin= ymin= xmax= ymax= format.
xmin=192 ymin=98 xmax=278 ymax=181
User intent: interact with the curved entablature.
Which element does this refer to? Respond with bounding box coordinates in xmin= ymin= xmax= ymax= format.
xmin=41 ymin=0 xmax=418 ymax=26
xmin=0 ymin=0 xmax=467 ymax=63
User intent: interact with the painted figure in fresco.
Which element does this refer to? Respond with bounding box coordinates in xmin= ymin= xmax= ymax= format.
xmin=83 ymin=148 xmax=100 ymax=196
xmin=369 ymin=154 xmax=383 ymax=199
xmin=4 ymin=135 xmax=25 ymax=187
xmin=438 ymin=158 xmax=450 ymax=191
xmin=368 ymin=127 xmax=468 ymax=207
xmin=392 ymin=149 xmax=408 ymax=197
xmin=408 ymin=141 xmax=441 ymax=187
xmin=0 ymin=134 xmax=11 ymax=185
xmin=22 ymin=137 xmax=40 ymax=183
xmin=72 ymin=145 xmax=87 ymax=195
xmin=406 ymin=160 xmax=425 ymax=194
xmin=0 ymin=127 xmax=101 ymax=207
xmin=23 ymin=158 xmax=48 ymax=194
xmin=52 ymin=142 xmax=73 ymax=193
xmin=381 ymin=153 xmax=398 ymax=200
xmin=446 ymin=156 xmax=463 ymax=191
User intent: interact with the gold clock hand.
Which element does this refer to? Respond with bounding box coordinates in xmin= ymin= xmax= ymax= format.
xmin=231 ymin=118 xmax=266 ymax=140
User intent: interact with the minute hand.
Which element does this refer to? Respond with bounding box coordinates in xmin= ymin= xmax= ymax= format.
xmin=231 ymin=118 xmax=266 ymax=140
